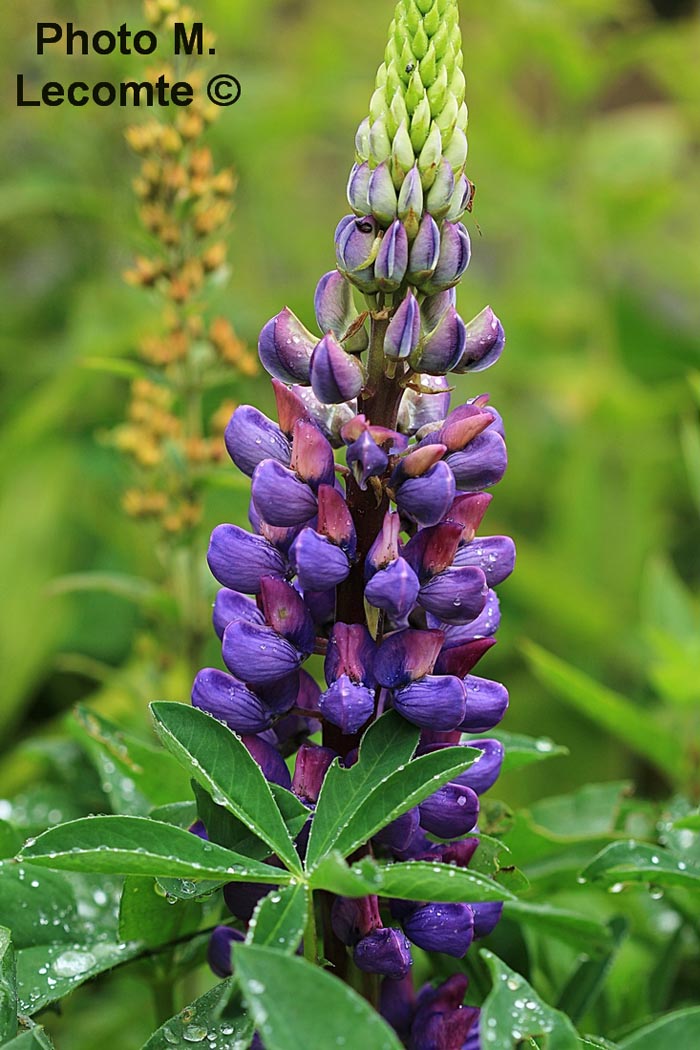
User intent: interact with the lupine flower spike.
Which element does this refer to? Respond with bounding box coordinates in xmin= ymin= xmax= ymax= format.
xmin=192 ymin=1 xmax=514 ymax=1045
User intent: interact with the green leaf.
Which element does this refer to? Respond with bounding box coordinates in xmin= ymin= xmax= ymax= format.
xmin=151 ymin=702 xmax=303 ymax=875
xmin=1 ymin=927 xmax=17 ymax=1043
xmin=522 ymin=642 xmax=678 ymax=779
xmin=490 ymin=731 xmax=568 ymax=772
xmin=619 ymin=1007 xmax=700 ymax=1049
xmin=0 ymin=822 xmax=23 ymax=860
xmin=503 ymin=901 xmax=614 ymax=954
xmin=310 ymin=852 xmax=516 ymax=902
xmin=480 ymin=949 xmax=579 ymax=1050
xmin=581 ymin=841 xmax=700 ymax=891
xmin=247 ymin=883 xmax=308 ymax=955
xmin=81 ymin=355 xmax=148 ymax=378
xmin=235 ymin=943 xmax=403 ymax=1050
xmin=578 ymin=1038 xmax=619 ymax=1050
xmin=306 ymin=711 xmax=478 ymax=870
xmin=19 ymin=816 xmax=290 ymax=884
xmin=556 ymin=917 xmax=628 ymax=1023
xmin=528 ymin=782 xmax=635 ymax=840
xmin=0 ymin=861 xmax=78 ymax=949
xmin=47 ymin=572 xmax=159 ymax=603
xmin=72 ymin=706 xmax=191 ymax=814
xmin=149 ymin=801 xmax=198 ymax=828
xmin=681 ymin=413 xmax=700 ymax=520
xmin=17 ymin=941 xmax=142 ymax=1017
xmin=2 ymin=1027 xmax=56 ymax=1049
xmin=672 ymin=812 xmax=700 ymax=831
xmin=118 ymin=875 xmax=198 ymax=947
xmin=141 ymin=979 xmax=254 ymax=1050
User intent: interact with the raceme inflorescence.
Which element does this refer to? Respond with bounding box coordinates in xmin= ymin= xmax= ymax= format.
xmin=193 ymin=1 xmax=513 ymax=1045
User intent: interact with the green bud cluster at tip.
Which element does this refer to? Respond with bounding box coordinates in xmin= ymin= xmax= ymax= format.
xmin=351 ymin=0 xmax=469 ymax=221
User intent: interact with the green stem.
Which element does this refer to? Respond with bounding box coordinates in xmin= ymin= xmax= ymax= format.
xmin=152 ymin=974 xmax=176 ymax=1025
xmin=304 ymin=892 xmax=318 ymax=965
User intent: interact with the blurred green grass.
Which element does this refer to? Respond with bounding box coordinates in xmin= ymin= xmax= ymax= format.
xmin=1 ymin=0 xmax=699 ymax=803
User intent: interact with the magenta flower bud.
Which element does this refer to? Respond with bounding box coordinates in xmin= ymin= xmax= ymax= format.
xmin=347 ymin=161 xmax=371 ymax=214
xmin=397 ymin=165 xmax=424 ymax=240
xmin=258 ymin=306 xmax=316 ymax=384
xmin=453 ymin=305 xmax=506 ymax=374
xmin=331 ymin=895 xmax=382 ymax=946
xmin=434 ymin=638 xmax=497 ymax=680
xmin=319 ymin=675 xmax=375 ymax=734
xmin=422 ymin=222 xmax=471 ymax=294
xmin=222 ymin=621 xmax=303 ymax=686
xmin=393 ymin=674 xmax=467 ymax=731
xmin=418 ymin=566 xmax=488 ymax=625
xmin=445 ymin=430 xmax=508 ymax=491
xmin=260 ymin=576 xmax=315 ymax=656
xmin=241 ymin=733 xmax=292 ymax=789
xmin=437 ymin=590 xmax=501 ymax=645
xmin=411 ymin=974 xmax=479 ymax=1049
xmin=453 ymin=535 xmax=516 ymax=587
xmin=397 ymin=374 xmax=451 ymax=435
xmin=385 ymin=292 xmax=420 ymax=360
xmin=471 ymin=901 xmax=504 ymax=939
xmin=212 ymin=588 xmax=264 ymax=640
xmin=395 ymin=461 xmax=456 ymax=527
xmin=452 ymin=738 xmax=504 ymax=795
xmin=346 ymin=430 xmax=389 ymax=489
xmin=208 ymin=926 xmax=244 ymax=979
xmin=394 ymin=443 xmax=448 ymax=484
xmin=290 ymin=419 xmax=336 ymax=490
xmin=411 ymin=306 xmax=467 ymax=376
xmin=192 ymin=668 xmax=273 ymax=734
xmin=335 ymin=215 xmax=381 ymax=291
xmin=310 ymin=333 xmax=364 ymax=404
xmin=225 ymin=405 xmax=291 ymax=477
xmin=317 ymin=484 xmax=357 ymax=560
xmin=404 ymin=522 xmax=463 ymax=582
xmin=459 ymin=676 xmax=509 ymax=733
xmin=445 ymin=492 xmax=493 ymax=541
xmin=373 ymin=808 xmax=420 ymax=852
xmin=272 ymin=378 xmax=313 ymax=436
xmin=289 ymin=528 xmax=351 ymax=590
xmin=438 ymin=407 xmax=495 ymax=455
xmin=354 ymin=928 xmax=413 ymax=980
xmin=418 ymin=780 xmax=480 ymax=838
xmin=425 ymin=157 xmax=456 ymax=220
xmin=251 ymin=460 xmax=318 ymax=527
xmin=224 ymin=881 xmax=276 ymax=923
xmin=365 ymin=557 xmax=420 ymax=622
xmin=291 ymin=742 xmax=337 ymax=804
xmin=325 ymin=622 xmax=375 ymax=686
xmin=403 ymin=903 xmax=474 ymax=958
xmin=374 ymin=220 xmax=409 ymax=292
xmin=208 ymin=525 xmax=286 ymax=595
xmin=368 ymin=161 xmax=399 ymax=226
xmin=366 ymin=511 xmax=401 ymax=575
xmin=374 ymin=628 xmax=444 ymax=689
xmin=407 ymin=213 xmax=441 ymax=283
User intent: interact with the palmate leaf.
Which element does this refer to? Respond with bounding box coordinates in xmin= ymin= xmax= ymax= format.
xmin=18 ymin=815 xmax=289 ymax=885
xmin=141 ymin=979 xmax=254 ymax=1050
xmin=151 ymin=702 xmax=303 ymax=875
xmin=0 ymin=861 xmax=78 ymax=949
xmin=235 ymin=944 xmax=403 ymax=1050
xmin=556 ymin=917 xmax=628 ymax=1023
xmin=503 ymin=901 xmax=615 ymax=955
xmin=246 ymin=883 xmax=308 ymax=955
xmin=1 ymin=927 xmax=16 ymax=1043
xmin=490 ymin=731 xmax=568 ymax=773
xmin=310 ymin=852 xmax=517 ymax=903
xmin=118 ymin=875 xmax=200 ymax=947
xmin=2 ymin=1028 xmax=56 ymax=1049
xmin=581 ymin=841 xmax=700 ymax=891
xmin=306 ymin=711 xmax=478 ymax=870
xmin=480 ymin=950 xmax=579 ymax=1050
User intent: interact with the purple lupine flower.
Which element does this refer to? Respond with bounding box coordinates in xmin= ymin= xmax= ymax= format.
xmin=208 ymin=926 xmax=245 ymax=978
xmin=194 ymin=0 xmax=513 ymax=996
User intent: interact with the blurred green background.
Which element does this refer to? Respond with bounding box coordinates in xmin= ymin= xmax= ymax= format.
xmin=1 ymin=0 xmax=699 ymax=1041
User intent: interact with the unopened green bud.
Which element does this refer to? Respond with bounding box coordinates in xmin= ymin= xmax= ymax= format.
xmin=435 ymin=93 xmax=458 ymax=147
xmin=412 ymin=21 xmax=429 ymax=60
xmin=406 ymin=68 xmax=426 ymax=114
xmin=426 ymin=157 xmax=455 ymax=219
xmin=355 ymin=117 xmax=371 ymax=162
xmin=419 ymin=41 xmax=437 ymax=87
xmin=391 ymin=120 xmax=416 ymax=188
xmin=388 ymin=91 xmax=409 ymax=140
xmin=398 ymin=165 xmax=424 ymax=240
xmin=370 ymin=119 xmax=392 ymax=166
xmin=444 ymin=127 xmax=468 ymax=173
xmin=370 ymin=87 xmax=388 ymax=125
xmin=427 ymin=64 xmax=448 ymax=116
xmin=418 ymin=121 xmax=442 ymax=189
xmin=410 ymin=96 xmax=432 ymax=152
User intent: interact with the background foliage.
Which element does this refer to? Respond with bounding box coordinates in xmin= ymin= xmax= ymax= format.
xmin=1 ymin=0 xmax=699 ymax=1046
